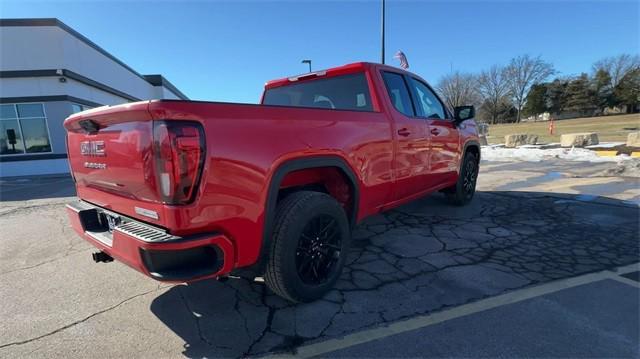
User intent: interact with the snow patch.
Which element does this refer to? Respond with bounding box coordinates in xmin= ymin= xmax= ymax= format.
xmin=517 ymin=144 xmax=545 ymax=149
xmin=481 ymin=146 xmax=633 ymax=163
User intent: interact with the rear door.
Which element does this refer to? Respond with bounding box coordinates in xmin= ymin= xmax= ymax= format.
xmin=408 ymin=77 xmax=460 ymax=186
xmin=380 ymin=71 xmax=431 ymax=201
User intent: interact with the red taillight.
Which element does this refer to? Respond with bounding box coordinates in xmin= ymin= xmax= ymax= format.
xmin=152 ymin=121 xmax=205 ymax=205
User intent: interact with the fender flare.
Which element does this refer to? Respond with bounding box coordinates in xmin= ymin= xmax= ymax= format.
xmin=263 ymin=155 xmax=360 ymax=232
xmin=254 ymin=156 xmax=360 ymax=270
xmin=462 ymin=140 xmax=481 ymax=161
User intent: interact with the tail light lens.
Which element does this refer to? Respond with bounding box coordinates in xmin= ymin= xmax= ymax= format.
xmin=152 ymin=121 xmax=205 ymax=205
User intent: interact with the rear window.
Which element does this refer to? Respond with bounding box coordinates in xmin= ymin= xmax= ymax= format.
xmin=263 ymin=73 xmax=373 ymax=111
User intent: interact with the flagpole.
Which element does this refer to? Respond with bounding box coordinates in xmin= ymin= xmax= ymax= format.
xmin=381 ymin=0 xmax=385 ymax=64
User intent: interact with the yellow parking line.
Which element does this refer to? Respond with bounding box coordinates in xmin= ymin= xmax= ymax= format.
xmin=270 ymin=263 xmax=640 ymax=359
xmin=630 ymin=152 xmax=640 ymax=158
xmin=594 ymin=150 xmax=618 ymax=157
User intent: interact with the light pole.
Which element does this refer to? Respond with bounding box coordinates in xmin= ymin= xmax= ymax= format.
xmin=302 ymin=59 xmax=312 ymax=72
xmin=381 ymin=0 xmax=385 ymax=64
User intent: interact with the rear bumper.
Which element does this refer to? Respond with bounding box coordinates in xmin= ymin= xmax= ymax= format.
xmin=66 ymin=201 xmax=235 ymax=282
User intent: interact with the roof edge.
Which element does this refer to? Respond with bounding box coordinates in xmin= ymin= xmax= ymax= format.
xmin=1 ymin=18 xmax=189 ymax=100
xmin=1 ymin=18 xmax=148 ymax=83
xmin=264 ymin=62 xmax=371 ymax=89
xmin=143 ymin=74 xmax=189 ymax=100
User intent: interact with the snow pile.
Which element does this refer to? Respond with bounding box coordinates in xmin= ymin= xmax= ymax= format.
xmin=481 ymin=145 xmax=633 ymax=163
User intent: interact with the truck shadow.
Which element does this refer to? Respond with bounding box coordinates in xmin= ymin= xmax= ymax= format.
xmin=0 ymin=175 xmax=76 ymax=201
xmin=149 ymin=190 xmax=639 ymax=358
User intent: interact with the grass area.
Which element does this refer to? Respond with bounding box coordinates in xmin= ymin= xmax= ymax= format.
xmin=486 ymin=113 xmax=640 ymax=144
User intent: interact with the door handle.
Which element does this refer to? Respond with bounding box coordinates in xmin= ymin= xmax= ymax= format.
xmin=397 ymin=128 xmax=411 ymax=137
xmin=430 ymin=128 xmax=440 ymax=136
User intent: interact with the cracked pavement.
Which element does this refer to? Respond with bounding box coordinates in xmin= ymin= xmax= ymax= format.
xmin=0 ymin=159 xmax=638 ymax=358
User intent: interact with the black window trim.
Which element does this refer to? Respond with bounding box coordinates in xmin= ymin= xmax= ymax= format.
xmin=407 ymin=76 xmax=452 ymax=121
xmin=380 ymin=70 xmax=418 ymax=118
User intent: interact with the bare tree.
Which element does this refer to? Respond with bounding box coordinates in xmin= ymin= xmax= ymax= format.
xmin=592 ymin=54 xmax=640 ymax=87
xmin=436 ymin=72 xmax=480 ymax=112
xmin=477 ymin=65 xmax=510 ymax=124
xmin=505 ymin=55 xmax=555 ymax=122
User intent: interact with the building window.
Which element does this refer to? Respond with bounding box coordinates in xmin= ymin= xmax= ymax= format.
xmin=0 ymin=103 xmax=52 ymax=155
xmin=71 ymin=103 xmax=92 ymax=114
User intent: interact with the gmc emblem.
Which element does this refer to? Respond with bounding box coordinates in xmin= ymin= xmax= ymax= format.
xmin=80 ymin=141 xmax=105 ymax=156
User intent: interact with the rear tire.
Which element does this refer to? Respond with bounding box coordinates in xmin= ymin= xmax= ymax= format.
xmin=264 ymin=191 xmax=351 ymax=303
xmin=445 ymin=152 xmax=479 ymax=206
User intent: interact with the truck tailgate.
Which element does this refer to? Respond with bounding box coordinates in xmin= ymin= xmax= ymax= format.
xmin=65 ymin=102 xmax=160 ymax=204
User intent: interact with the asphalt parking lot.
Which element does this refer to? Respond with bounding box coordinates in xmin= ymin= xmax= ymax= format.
xmin=0 ymin=158 xmax=638 ymax=358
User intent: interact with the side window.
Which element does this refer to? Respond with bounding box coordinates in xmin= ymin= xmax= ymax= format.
xmin=410 ymin=78 xmax=446 ymax=119
xmin=381 ymin=72 xmax=415 ymax=117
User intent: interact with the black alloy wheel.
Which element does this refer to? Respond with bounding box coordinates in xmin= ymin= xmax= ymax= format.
xmin=444 ymin=152 xmax=479 ymax=206
xmin=265 ymin=191 xmax=351 ymax=303
xmin=296 ymin=215 xmax=343 ymax=285
xmin=462 ymin=155 xmax=478 ymax=199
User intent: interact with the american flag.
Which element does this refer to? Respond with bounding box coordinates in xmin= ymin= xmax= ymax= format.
xmin=394 ymin=50 xmax=409 ymax=69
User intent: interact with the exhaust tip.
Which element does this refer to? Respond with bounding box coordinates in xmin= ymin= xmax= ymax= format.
xmin=92 ymin=251 xmax=113 ymax=263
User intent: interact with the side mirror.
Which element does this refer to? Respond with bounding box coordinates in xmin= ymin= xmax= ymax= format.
xmin=454 ymin=106 xmax=475 ymax=124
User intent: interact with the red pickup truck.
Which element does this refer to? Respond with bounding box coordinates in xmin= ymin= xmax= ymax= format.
xmin=65 ymin=62 xmax=480 ymax=302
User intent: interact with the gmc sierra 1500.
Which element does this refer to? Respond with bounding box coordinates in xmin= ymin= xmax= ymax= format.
xmin=65 ymin=62 xmax=480 ymax=302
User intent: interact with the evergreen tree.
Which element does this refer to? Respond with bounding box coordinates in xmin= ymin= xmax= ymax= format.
xmin=564 ymin=74 xmax=597 ymax=114
xmin=613 ymin=68 xmax=640 ymax=113
xmin=546 ymin=79 xmax=569 ymax=115
xmin=593 ymin=68 xmax=614 ymax=111
xmin=522 ymin=83 xmax=548 ymax=118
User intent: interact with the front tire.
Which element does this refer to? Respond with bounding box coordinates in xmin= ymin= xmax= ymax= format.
xmin=264 ymin=191 xmax=351 ymax=303
xmin=445 ymin=152 xmax=479 ymax=206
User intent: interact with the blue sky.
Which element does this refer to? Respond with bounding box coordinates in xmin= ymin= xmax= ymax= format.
xmin=1 ymin=0 xmax=638 ymax=103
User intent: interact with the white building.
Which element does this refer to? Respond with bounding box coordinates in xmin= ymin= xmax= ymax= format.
xmin=0 ymin=18 xmax=188 ymax=177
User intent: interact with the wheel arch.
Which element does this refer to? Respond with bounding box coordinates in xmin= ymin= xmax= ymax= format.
xmin=241 ymin=156 xmax=360 ymax=276
xmin=264 ymin=156 xmax=360 ymax=229
xmin=462 ymin=140 xmax=481 ymax=161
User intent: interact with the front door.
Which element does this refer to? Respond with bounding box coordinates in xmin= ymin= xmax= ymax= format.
xmin=408 ymin=77 xmax=461 ymax=186
xmin=427 ymin=118 xmax=460 ymax=182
